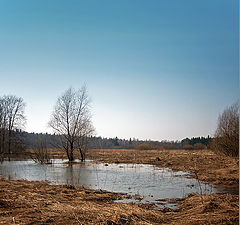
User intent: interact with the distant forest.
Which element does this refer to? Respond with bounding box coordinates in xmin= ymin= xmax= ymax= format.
xmin=15 ymin=130 xmax=212 ymax=150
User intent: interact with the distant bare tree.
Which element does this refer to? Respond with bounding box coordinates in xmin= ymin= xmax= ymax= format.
xmin=49 ymin=86 xmax=94 ymax=161
xmin=0 ymin=95 xmax=26 ymax=160
xmin=213 ymin=103 xmax=239 ymax=157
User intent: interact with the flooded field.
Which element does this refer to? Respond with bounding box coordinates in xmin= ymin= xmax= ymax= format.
xmin=0 ymin=159 xmax=219 ymax=208
xmin=0 ymin=149 xmax=238 ymax=225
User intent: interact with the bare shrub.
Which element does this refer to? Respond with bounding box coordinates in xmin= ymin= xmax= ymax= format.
xmin=32 ymin=137 xmax=51 ymax=164
xmin=213 ymin=103 xmax=239 ymax=157
xmin=193 ymin=143 xmax=206 ymax=150
xmin=162 ymin=144 xmax=175 ymax=150
xmin=156 ymin=145 xmax=164 ymax=150
xmin=135 ymin=143 xmax=154 ymax=150
xmin=183 ymin=144 xmax=193 ymax=150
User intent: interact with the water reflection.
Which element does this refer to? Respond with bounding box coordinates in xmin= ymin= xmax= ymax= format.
xmin=0 ymin=159 xmax=219 ymax=207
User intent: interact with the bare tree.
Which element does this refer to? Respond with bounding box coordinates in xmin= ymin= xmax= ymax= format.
xmin=49 ymin=86 xmax=94 ymax=161
xmin=6 ymin=96 xmax=26 ymax=160
xmin=213 ymin=102 xmax=239 ymax=157
xmin=0 ymin=95 xmax=26 ymax=160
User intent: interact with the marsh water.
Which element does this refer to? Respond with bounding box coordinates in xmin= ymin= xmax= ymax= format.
xmin=0 ymin=159 xmax=220 ymax=208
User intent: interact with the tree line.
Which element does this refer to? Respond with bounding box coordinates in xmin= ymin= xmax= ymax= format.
xmin=21 ymin=132 xmax=212 ymax=150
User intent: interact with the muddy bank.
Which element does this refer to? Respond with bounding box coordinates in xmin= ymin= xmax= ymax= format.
xmin=0 ymin=178 xmax=238 ymax=225
xmin=86 ymin=149 xmax=239 ymax=186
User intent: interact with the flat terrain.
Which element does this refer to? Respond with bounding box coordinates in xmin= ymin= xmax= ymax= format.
xmin=86 ymin=149 xmax=239 ymax=186
xmin=0 ymin=149 xmax=239 ymax=224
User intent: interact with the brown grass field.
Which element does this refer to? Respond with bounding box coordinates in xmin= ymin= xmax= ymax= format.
xmin=0 ymin=149 xmax=239 ymax=224
xmin=86 ymin=149 xmax=239 ymax=186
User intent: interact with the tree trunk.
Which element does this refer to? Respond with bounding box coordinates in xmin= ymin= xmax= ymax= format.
xmin=68 ymin=142 xmax=74 ymax=161
xmin=79 ymin=148 xmax=85 ymax=162
xmin=8 ymin=130 xmax=11 ymax=161
xmin=0 ymin=129 xmax=4 ymax=156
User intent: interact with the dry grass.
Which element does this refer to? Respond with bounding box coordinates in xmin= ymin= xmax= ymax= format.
xmin=86 ymin=149 xmax=239 ymax=186
xmin=0 ymin=178 xmax=238 ymax=225
xmin=1 ymin=148 xmax=238 ymax=224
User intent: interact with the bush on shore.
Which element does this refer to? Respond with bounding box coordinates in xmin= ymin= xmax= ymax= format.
xmin=212 ymin=103 xmax=239 ymax=157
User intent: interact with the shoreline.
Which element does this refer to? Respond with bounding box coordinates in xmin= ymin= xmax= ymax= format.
xmin=0 ymin=178 xmax=238 ymax=224
xmin=0 ymin=149 xmax=238 ymax=224
xmin=86 ymin=149 xmax=239 ymax=187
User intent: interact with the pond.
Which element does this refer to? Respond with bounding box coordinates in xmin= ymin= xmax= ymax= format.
xmin=0 ymin=159 xmax=221 ymax=208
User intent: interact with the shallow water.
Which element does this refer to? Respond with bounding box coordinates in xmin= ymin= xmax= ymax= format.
xmin=0 ymin=159 xmax=219 ymax=208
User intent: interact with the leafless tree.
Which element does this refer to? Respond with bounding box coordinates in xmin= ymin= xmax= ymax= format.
xmin=213 ymin=102 xmax=239 ymax=157
xmin=49 ymin=86 xmax=94 ymax=161
xmin=0 ymin=95 xmax=26 ymax=160
xmin=6 ymin=96 xmax=26 ymax=160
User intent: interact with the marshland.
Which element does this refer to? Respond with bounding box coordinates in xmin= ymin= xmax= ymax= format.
xmin=0 ymin=146 xmax=238 ymax=224
xmin=0 ymin=1 xmax=239 ymax=224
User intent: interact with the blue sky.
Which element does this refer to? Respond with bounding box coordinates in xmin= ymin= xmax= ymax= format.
xmin=0 ymin=0 xmax=238 ymax=140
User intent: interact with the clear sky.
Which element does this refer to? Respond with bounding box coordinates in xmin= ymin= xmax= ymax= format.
xmin=0 ymin=0 xmax=238 ymax=141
